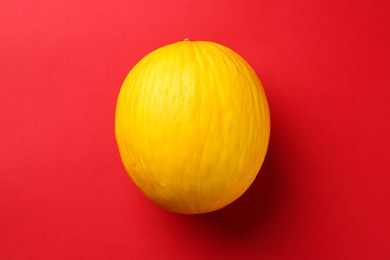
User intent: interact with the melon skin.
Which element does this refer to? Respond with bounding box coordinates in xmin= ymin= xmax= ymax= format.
xmin=115 ymin=40 xmax=270 ymax=214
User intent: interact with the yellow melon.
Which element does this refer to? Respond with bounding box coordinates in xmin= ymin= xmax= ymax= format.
xmin=115 ymin=40 xmax=270 ymax=214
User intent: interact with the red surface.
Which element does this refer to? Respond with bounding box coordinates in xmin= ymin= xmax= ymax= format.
xmin=1 ymin=0 xmax=389 ymax=259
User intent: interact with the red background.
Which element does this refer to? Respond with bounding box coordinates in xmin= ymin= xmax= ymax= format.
xmin=1 ymin=0 xmax=389 ymax=259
